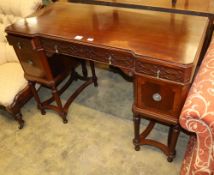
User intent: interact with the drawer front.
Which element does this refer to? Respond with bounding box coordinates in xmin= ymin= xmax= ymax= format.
xmin=41 ymin=38 xmax=134 ymax=69
xmin=135 ymin=76 xmax=188 ymax=118
xmin=7 ymin=35 xmax=34 ymax=51
xmin=135 ymin=59 xmax=191 ymax=83
xmin=7 ymin=35 xmax=47 ymax=79
xmin=16 ymin=50 xmax=47 ymax=79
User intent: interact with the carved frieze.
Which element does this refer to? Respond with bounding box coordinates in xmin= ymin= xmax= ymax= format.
xmin=40 ymin=38 xmax=192 ymax=83
xmin=135 ymin=60 xmax=189 ymax=83
xmin=40 ymin=38 xmax=134 ymax=69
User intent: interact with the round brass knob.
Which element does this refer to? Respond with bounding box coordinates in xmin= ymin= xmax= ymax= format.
xmin=152 ymin=93 xmax=162 ymax=102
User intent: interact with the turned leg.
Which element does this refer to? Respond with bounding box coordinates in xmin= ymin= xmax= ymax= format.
xmin=15 ymin=112 xmax=24 ymax=129
xmin=89 ymin=61 xmax=98 ymax=87
xmin=133 ymin=114 xmax=141 ymax=151
xmin=167 ymin=124 xmax=180 ymax=162
xmin=80 ymin=60 xmax=88 ymax=78
xmin=51 ymin=86 xmax=68 ymax=124
xmin=28 ymin=81 xmax=46 ymax=115
xmin=168 ymin=127 xmax=173 ymax=146
xmin=71 ymin=70 xmax=78 ymax=81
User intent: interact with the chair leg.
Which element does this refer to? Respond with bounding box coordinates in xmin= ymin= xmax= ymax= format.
xmin=28 ymin=81 xmax=46 ymax=115
xmin=14 ymin=112 xmax=24 ymax=129
xmin=89 ymin=61 xmax=98 ymax=87
xmin=51 ymin=86 xmax=68 ymax=124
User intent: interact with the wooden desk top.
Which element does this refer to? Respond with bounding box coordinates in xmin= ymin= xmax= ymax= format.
xmin=6 ymin=2 xmax=208 ymax=65
xmin=71 ymin=0 xmax=214 ymax=16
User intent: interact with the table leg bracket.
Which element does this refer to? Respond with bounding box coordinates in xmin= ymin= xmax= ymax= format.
xmin=133 ymin=115 xmax=180 ymax=162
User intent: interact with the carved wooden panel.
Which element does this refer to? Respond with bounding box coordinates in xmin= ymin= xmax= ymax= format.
xmin=135 ymin=59 xmax=190 ymax=83
xmin=40 ymin=38 xmax=134 ymax=70
xmin=7 ymin=35 xmax=34 ymax=51
xmin=138 ymin=79 xmax=176 ymax=116
xmin=7 ymin=35 xmax=48 ymax=79
xmin=135 ymin=76 xmax=188 ymax=119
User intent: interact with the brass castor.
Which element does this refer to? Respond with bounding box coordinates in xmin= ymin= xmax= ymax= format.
xmin=60 ymin=112 xmax=68 ymax=124
xmin=167 ymin=156 xmax=173 ymax=162
xmin=134 ymin=145 xmax=141 ymax=151
xmin=18 ymin=120 xmax=24 ymax=129
xmin=16 ymin=113 xmax=24 ymax=129
xmin=63 ymin=118 xmax=68 ymax=124
xmin=41 ymin=109 xmax=46 ymax=115
xmin=167 ymin=150 xmax=176 ymax=162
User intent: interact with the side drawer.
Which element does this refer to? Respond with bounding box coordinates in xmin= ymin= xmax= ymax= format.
xmin=7 ymin=35 xmax=47 ymax=79
xmin=7 ymin=35 xmax=34 ymax=51
xmin=135 ymin=76 xmax=189 ymax=119
xmin=135 ymin=58 xmax=192 ymax=83
xmin=40 ymin=38 xmax=134 ymax=69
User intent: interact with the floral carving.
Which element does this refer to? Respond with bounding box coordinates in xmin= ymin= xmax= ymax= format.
xmin=41 ymin=38 xmax=194 ymax=84
xmin=41 ymin=38 xmax=134 ymax=69
xmin=135 ymin=60 xmax=187 ymax=83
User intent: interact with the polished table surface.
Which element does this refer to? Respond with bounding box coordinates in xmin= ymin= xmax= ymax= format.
xmin=7 ymin=2 xmax=208 ymax=65
xmin=6 ymin=2 xmax=209 ymax=161
xmin=69 ymin=0 xmax=214 ymax=65
xmin=70 ymin=0 xmax=214 ymax=16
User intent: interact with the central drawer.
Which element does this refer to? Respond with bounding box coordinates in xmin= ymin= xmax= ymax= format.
xmin=40 ymin=38 xmax=134 ymax=69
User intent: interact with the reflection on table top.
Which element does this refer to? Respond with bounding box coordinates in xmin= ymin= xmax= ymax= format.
xmin=6 ymin=2 xmax=208 ymax=65
xmin=70 ymin=0 xmax=214 ymax=17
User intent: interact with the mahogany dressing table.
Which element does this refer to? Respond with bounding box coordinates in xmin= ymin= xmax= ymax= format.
xmin=6 ymin=2 xmax=208 ymax=162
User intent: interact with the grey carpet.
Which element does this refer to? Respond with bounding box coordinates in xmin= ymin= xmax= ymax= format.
xmin=0 ymin=64 xmax=188 ymax=175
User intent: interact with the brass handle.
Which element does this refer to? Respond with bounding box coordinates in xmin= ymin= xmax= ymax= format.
xmin=108 ymin=56 xmax=112 ymax=65
xmin=156 ymin=70 xmax=160 ymax=78
xmin=128 ymin=71 xmax=133 ymax=76
xmin=27 ymin=59 xmax=33 ymax=65
xmin=152 ymin=93 xmax=162 ymax=102
xmin=17 ymin=42 xmax=22 ymax=50
xmin=54 ymin=45 xmax=59 ymax=53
